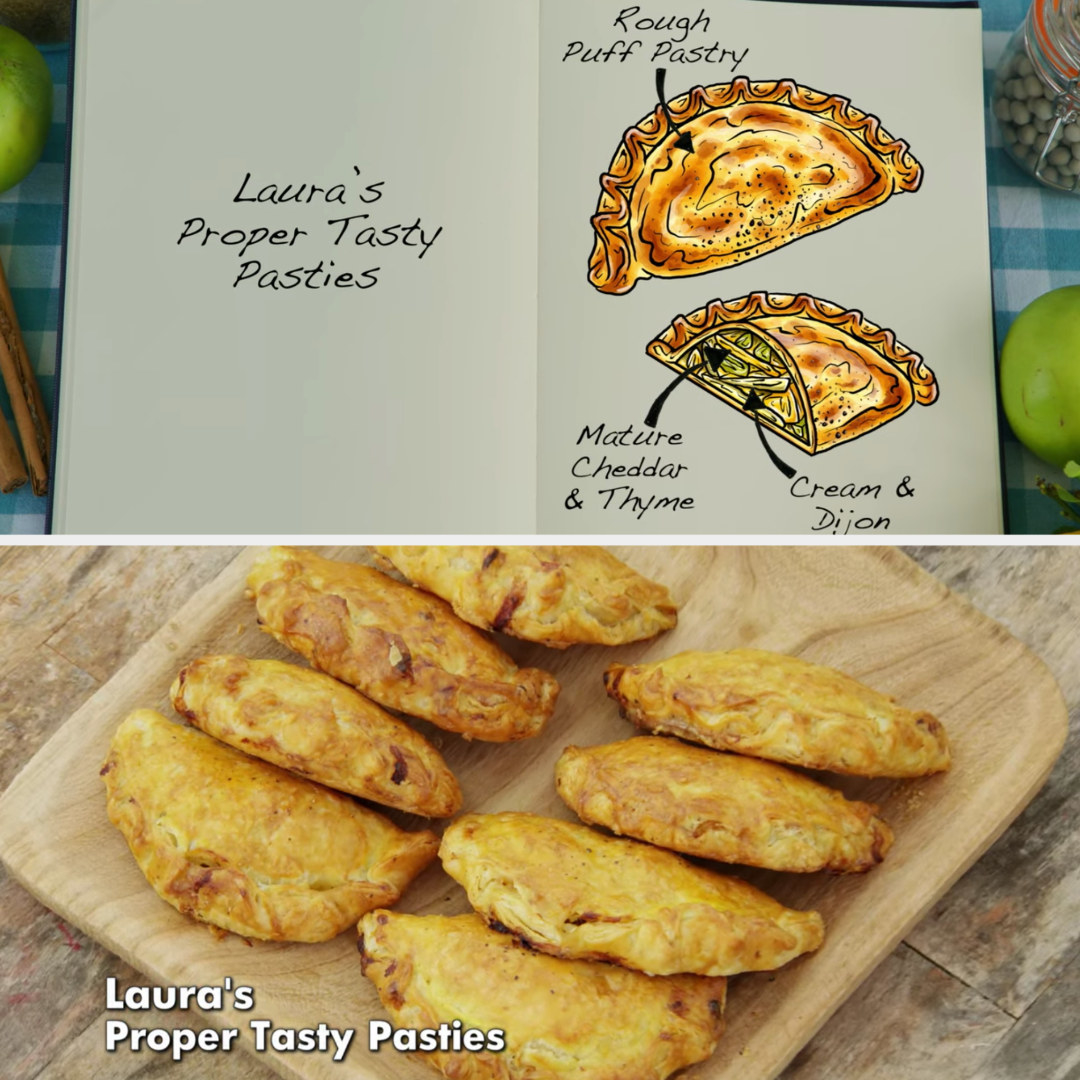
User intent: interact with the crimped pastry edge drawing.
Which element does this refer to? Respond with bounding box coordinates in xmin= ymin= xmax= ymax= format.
xmin=589 ymin=77 xmax=923 ymax=294
xmin=645 ymin=292 xmax=938 ymax=454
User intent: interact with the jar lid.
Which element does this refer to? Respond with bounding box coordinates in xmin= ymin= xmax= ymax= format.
xmin=1032 ymin=0 xmax=1080 ymax=85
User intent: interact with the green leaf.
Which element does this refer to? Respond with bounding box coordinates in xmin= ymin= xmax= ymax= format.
xmin=1065 ymin=460 xmax=1080 ymax=479
xmin=1036 ymin=477 xmax=1080 ymax=524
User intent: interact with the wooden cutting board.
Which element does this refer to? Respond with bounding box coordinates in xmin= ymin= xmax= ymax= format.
xmin=0 ymin=546 xmax=1067 ymax=1080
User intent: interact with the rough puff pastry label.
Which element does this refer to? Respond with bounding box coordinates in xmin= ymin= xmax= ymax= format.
xmin=170 ymin=654 xmax=462 ymax=817
xmin=247 ymin=547 xmax=560 ymax=742
xmin=646 ymin=293 xmax=938 ymax=454
xmin=101 ymin=710 xmax=439 ymax=942
xmin=605 ymin=648 xmax=951 ymax=778
xmin=358 ymin=910 xmax=727 ymax=1080
xmin=556 ymin=737 xmax=893 ymax=874
xmin=589 ymin=78 xmax=923 ymax=293
xmin=440 ymin=811 xmax=824 ymax=977
xmin=374 ymin=545 xmax=677 ymax=649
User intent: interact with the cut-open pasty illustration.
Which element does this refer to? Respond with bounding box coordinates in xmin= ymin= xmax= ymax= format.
xmin=646 ymin=293 xmax=937 ymax=454
xmin=589 ymin=78 xmax=923 ymax=294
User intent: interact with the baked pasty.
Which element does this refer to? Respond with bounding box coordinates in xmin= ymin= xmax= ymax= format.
xmin=440 ymin=811 xmax=825 ymax=976
xmin=374 ymin=545 xmax=677 ymax=648
xmin=247 ymin=548 xmax=559 ymax=742
xmin=555 ymin=737 xmax=893 ymax=873
xmin=605 ymin=648 xmax=951 ymax=778
xmin=101 ymin=710 xmax=439 ymax=941
xmin=358 ymin=910 xmax=727 ymax=1080
xmin=646 ymin=293 xmax=937 ymax=454
xmin=170 ymin=655 xmax=462 ymax=816
xmin=589 ymin=78 xmax=922 ymax=294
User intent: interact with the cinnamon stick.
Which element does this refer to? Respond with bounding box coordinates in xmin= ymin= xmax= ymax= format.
xmin=0 ymin=409 xmax=28 ymax=493
xmin=0 ymin=254 xmax=50 ymax=495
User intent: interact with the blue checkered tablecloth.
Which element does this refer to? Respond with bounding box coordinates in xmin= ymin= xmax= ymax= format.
xmin=0 ymin=8 xmax=1077 ymax=534
xmin=984 ymin=0 xmax=1080 ymax=533
xmin=0 ymin=44 xmax=66 ymax=535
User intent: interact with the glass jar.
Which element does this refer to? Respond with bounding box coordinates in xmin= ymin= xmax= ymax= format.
xmin=992 ymin=0 xmax=1080 ymax=194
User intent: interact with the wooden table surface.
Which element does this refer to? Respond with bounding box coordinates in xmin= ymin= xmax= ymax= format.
xmin=1 ymin=545 xmax=1077 ymax=1080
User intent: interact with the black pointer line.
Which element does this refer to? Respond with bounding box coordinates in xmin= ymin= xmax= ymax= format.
xmin=644 ymin=359 xmax=708 ymax=428
xmin=645 ymin=352 xmax=796 ymax=479
xmin=644 ymin=344 xmax=731 ymax=428
xmin=745 ymin=390 xmax=797 ymax=479
xmin=656 ymin=68 xmax=694 ymax=154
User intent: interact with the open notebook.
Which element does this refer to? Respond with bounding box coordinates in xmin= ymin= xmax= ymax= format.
xmin=51 ymin=0 xmax=998 ymax=533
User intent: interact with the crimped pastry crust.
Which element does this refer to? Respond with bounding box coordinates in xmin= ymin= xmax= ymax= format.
xmin=170 ymin=655 xmax=462 ymax=816
xmin=374 ymin=545 xmax=677 ymax=648
xmin=605 ymin=648 xmax=950 ymax=778
xmin=358 ymin=910 xmax=727 ymax=1080
xmin=646 ymin=292 xmax=937 ymax=454
xmin=589 ymin=78 xmax=923 ymax=294
xmin=247 ymin=548 xmax=559 ymax=742
xmin=101 ymin=710 xmax=439 ymax=941
xmin=440 ymin=812 xmax=824 ymax=976
xmin=555 ymin=737 xmax=893 ymax=873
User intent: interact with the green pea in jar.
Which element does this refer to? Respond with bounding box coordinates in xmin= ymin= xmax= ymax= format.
xmin=992 ymin=0 xmax=1080 ymax=193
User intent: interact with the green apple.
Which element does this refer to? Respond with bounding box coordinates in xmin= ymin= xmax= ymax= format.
xmin=0 ymin=26 xmax=51 ymax=194
xmin=1000 ymin=285 xmax=1080 ymax=470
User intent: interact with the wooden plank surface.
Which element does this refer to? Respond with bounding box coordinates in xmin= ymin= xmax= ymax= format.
xmin=0 ymin=545 xmax=1076 ymax=1080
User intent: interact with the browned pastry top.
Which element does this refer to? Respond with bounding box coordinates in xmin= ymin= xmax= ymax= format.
xmin=247 ymin=547 xmax=559 ymax=742
xmin=171 ymin=654 xmax=462 ymax=816
xmin=590 ymin=79 xmax=923 ymax=294
xmin=102 ymin=710 xmax=438 ymax=942
xmin=440 ymin=811 xmax=824 ymax=976
xmin=375 ymin=545 xmax=677 ymax=648
xmin=358 ymin=910 xmax=727 ymax=1080
xmin=605 ymin=647 xmax=950 ymax=778
xmin=556 ymin=737 xmax=894 ymax=874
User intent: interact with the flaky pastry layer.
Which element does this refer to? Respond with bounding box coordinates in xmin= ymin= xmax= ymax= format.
xmin=375 ymin=545 xmax=677 ymax=648
xmin=556 ymin=737 xmax=893 ymax=873
xmin=440 ymin=812 xmax=824 ymax=976
xmin=605 ymin=647 xmax=950 ymax=777
xmin=358 ymin=910 xmax=726 ymax=1080
xmin=247 ymin=548 xmax=559 ymax=741
xmin=101 ymin=710 xmax=438 ymax=941
xmin=171 ymin=654 xmax=461 ymax=816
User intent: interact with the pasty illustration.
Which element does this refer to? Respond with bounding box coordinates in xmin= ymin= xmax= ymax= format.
xmin=358 ymin=910 xmax=727 ymax=1080
xmin=605 ymin=648 xmax=951 ymax=778
xmin=555 ymin=737 xmax=893 ymax=874
xmin=646 ymin=293 xmax=937 ymax=453
xmin=101 ymin=710 xmax=439 ymax=942
xmin=247 ymin=547 xmax=560 ymax=742
xmin=589 ymin=78 xmax=922 ymax=293
xmin=440 ymin=812 xmax=825 ymax=976
xmin=170 ymin=655 xmax=462 ymax=816
xmin=374 ymin=545 xmax=677 ymax=648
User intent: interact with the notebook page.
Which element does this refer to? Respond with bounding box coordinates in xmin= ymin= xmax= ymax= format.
xmin=53 ymin=0 xmax=539 ymax=533
xmin=538 ymin=0 xmax=1000 ymax=535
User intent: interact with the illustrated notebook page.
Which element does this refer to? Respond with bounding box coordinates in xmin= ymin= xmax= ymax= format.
xmin=52 ymin=0 xmax=539 ymax=533
xmin=537 ymin=0 xmax=1000 ymax=535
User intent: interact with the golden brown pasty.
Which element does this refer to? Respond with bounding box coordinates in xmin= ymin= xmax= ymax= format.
xmin=605 ymin=648 xmax=951 ymax=778
xmin=589 ymin=78 xmax=922 ymax=294
xmin=247 ymin=548 xmax=559 ymax=742
xmin=440 ymin=812 xmax=824 ymax=976
xmin=101 ymin=710 xmax=439 ymax=941
xmin=170 ymin=655 xmax=462 ymax=816
xmin=646 ymin=293 xmax=937 ymax=454
xmin=374 ymin=545 xmax=677 ymax=648
xmin=555 ymin=737 xmax=893 ymax=873
xmin=358 ymin=910 xmax=727 ymax=1080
